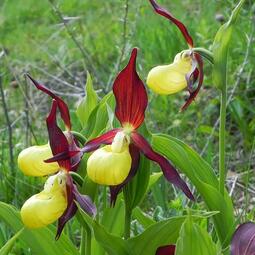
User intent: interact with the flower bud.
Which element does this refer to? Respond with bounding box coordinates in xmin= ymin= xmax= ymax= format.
xmin=87 ymin=132 xmax=132 ymax=185
xmin=147 ymin=51 xmax=192 ymax=95
xmin=21 ymin=172 xmax=67 ymax=228
xmin=18 ymin=144 xmax=59 ymax=176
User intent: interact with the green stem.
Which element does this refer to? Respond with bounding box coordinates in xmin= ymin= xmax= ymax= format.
xmin=80 ymin=227 xmax=86 ymax=255
xmin=124 ymin=206 xmax=132 ymax=239
xmin=85 ymin=226 xmax=92 ymax=255
xmin=219 ymin=88 xmax=227 ymax=196
xmin=80 ymin=224 xmax=91 ymax=255
xmin=193 ymin=47 xmax=214 ymax=64
xmin=72 ymin=131 xmax=87 ymax=145
xmin=70 ymin=172 xmax=84 ymax=187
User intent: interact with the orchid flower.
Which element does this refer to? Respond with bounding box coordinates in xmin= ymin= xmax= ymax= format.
xmin=147 ymin=0 xmax=204 ymax=110
xmin=156 ymin=245 xmax=176 ymax=255
xmin=19 ymin=79 xmax=96 ymax=239
xmin=80 ymin=48 xmax=194 ymax=204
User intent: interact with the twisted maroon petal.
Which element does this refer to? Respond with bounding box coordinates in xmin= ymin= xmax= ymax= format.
xmin=110 ymin=144 xmax=140 ymax=206
xmin=82 ymin=128 xmax=121 ymax=153
xmin=181 ymin=53 xmax=204 ymax=111
xmin=156 ymin=245 xmax=176 ymax=255
xmin=113 ymin=48 xmax=148 ymax=129
xmin=56 ymin=174 xmax=77 ymax=240
xmin=73 ymin=185 xmax=97 ymax=217
xmin=46 ymin=100 xmax=71 ymax=171
xmin=131 ymin=132 xmax=194 ymax=200
xmin=231 ymin=222 xmax=255 ymax=255
xmin=27 ymin=74 xmax=71 ymax=130
xmin=149 ymin=0 xmax=193 ymax=47
xmin=185 ymin=54 xmax=199 ymax=93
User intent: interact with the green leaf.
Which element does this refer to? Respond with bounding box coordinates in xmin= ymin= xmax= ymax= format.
xmin=0 ymin=202 xmax=79 ymax=255
xmin=212 ymin=0 xmax=245 ymax=90
xmin=78 ymin=206 xmax=131 ymax=255
xmin=76 ymin=71 xmax=98 ymax=128
xmin=148 ymin=172 xmax=162 ymax=190
xmin=82 ymin=93 xmax=115 ymax=139
xmin=101 ymin=198 xmax=125 ymax=236
xmin=0 ymin=228 xmax=24 ymax=255
xmin=175 ymin=217 xmax=217 ymax=255
xmin=151 ymin=134 xmax=235 ymax=247
xmin=123 ymin=155 xmax=151 ymax=211
xmin=133 ymin=207 xmax=155 ymax=229
xmin=128 ymin=216 xmax=186 ymax=255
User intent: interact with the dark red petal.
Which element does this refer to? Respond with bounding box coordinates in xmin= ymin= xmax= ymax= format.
xmin=110 ymin=144 xmax=140 ymax=206
xmin=56 ymin=174 xmax=77 ymax=240
xmin=156 ymin=245 xmax=176 ymax=255
xmin=149 ymin=0 xmax=193 ymax=47
xmin=131 ymin=132 xmax=194 ymax=200
xmin=181 ymin=53 xmax=204 ymax=111
xmin=231 ymin=222 xmax=255 ymax=255
xmin=185 ymin=54 xmax=199 ymax=93
xmin=73 ymin=185 xmax=97 ymax=217
xmin=67 ymin=133 xmax=83 ymax=171
xmin=26 ymin=74 xmax=71 ymax=130
xmin=113 ymin=48 xmax=148 ymax=129
xmin=82 ymin=128 xmax=121 ymax=153
xmin=46 ymin=100 xmax=71 ymax=171
xmin=44 ymin=150 xmax=80 ymax=164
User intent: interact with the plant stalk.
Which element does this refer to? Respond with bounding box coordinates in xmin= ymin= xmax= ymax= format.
xmin=80 ymin=223 xmax=91 ymax=255
xmin=124 ymin=206 xmax=132 ymax=239
xmin=219 ymin=88 xmax=227 ymax=196
xmin=85 ymin=226 xmax=92 ymax=255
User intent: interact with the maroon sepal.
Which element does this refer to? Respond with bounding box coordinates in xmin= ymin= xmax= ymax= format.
xmin=185 ymin=54 xmax=199 ymax=93
xmin=46 ymin=100 xmax=71 ymax=171
xmin=110 ymin=144 xmax=140 ymax=206
xmin=68 ymin=133 xmax=84 ymax=171
xmin=44 ymin=150 xmax=80 ymax=164
xmin=73 ymin=185 xmax=97 ymax=217
xmin=82 ymin=128 xmax=121 ymax=153
xmin=230 ymin=222 xmax=255 ymax=255
xmin=56 ymin=174 xmax=97 ymax=239
xmin=131 ymin=132 xmax=194 ymax=200
xmin=56 ymin=175 xmax=77 ymax=240
xmin=149 ymin=0 xmax=193 ymax=47
xmin=113 ymin=48 xmax=148 ymax=129
xmin=181 ymin=53 xmax=204 ymax=111
xmin=26 ymin=74 xmax=71 ymax=130
xmin=156 ymin=245 xmax=176 ymax=255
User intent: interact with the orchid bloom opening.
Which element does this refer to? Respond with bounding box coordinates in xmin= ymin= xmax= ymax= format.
xmin=147 ymin=0 xmax=204 ymax=110
xmin=81 ymin=48 xmax=194 ymax=205
xmin=19 ymin=80 xmax=96 ymax=239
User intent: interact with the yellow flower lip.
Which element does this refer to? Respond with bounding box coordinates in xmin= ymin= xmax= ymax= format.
xmin=147 ymin=50 xmax=193 ymax=95
xmin=21 ymin=172 xmax=67 ymax=229
xmin=18 ymin=144 xmax=59 ymax=176
xmin=87 ymin=131 xmax=132 ymax=186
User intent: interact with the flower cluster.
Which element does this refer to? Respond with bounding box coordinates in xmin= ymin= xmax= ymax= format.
xmin=18 ymin=0 xmax=199 ymax=241
xmin=18 ymin=76 xmax=96 ymax=238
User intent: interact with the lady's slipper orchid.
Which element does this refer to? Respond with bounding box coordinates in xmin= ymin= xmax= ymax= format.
xmin=21 ymin=171 xmax=68 ymax=228
xmin=18 ymin=74 xmax=79 ymax=176
xmin=81 ymin=48 xmax=194 ymax=204
xmin=18 ymin=144 xmax=59 ymax=176
xmin=19 ymin=84 xmax=96 ymax=238
xmin=147 ymin=0 xmax=204 ymax=110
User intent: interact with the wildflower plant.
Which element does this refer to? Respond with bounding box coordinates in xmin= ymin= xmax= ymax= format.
xmin=0 ymin=0 xmax=252 ymax=255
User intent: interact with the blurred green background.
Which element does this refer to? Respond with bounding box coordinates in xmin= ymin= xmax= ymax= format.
xmin=0 ymin=0 xmax=254 ymax=252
